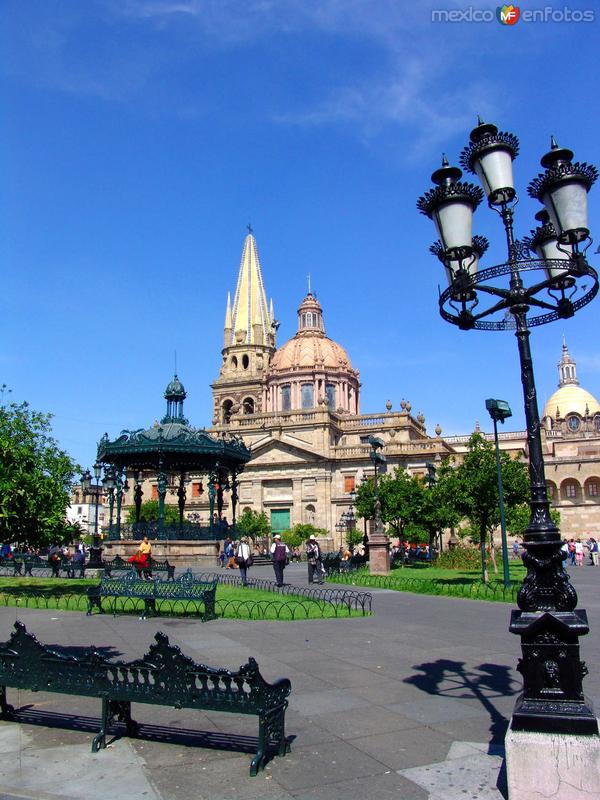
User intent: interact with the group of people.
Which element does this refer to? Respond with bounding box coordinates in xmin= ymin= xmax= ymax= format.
xmin=217 ymin=534 xmax=327 ymax=588
xmin=563 ymin=538 xmax=599 ymax=567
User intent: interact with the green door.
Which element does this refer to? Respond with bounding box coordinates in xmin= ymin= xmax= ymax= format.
xmin=271 ymin=509 xmax=290 ymax=534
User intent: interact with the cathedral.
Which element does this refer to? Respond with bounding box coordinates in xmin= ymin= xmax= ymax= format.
xmin=207 ymin=229 xmax=450 ymax=542
xmin=115 ymin=231 xmax=600 ymax=547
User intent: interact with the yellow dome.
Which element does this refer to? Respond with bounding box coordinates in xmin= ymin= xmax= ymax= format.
xmin=542 ymin=385 xmax=600 ymax=419
xmin=269 ymin=334 xmax=354 ymax=373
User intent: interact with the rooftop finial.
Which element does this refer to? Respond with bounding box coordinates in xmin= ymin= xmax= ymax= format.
xmin=174 ymin=349 xmax=177 ymax=376
xmin=550 ymin=135 xmax=558 ymax=150
xmin=307 ymin=272 xmax=312 ymax=294
xmin=442 ymin=153 xmax=449 ymax=167
xmin=477 ymin=114 xmax=484 ymax=126
xmin=246 ymin=222 xmax=253 ymax=235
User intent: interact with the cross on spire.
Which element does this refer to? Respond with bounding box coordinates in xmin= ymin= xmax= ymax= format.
xmin=246 ymin=223 xmax=253 ymax=235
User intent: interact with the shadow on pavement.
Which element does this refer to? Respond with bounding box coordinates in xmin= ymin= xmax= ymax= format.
xmin=10 ymin=706 xmax=295 ymax=760
xmin=404 ymin=659 xmax=518 ymax=799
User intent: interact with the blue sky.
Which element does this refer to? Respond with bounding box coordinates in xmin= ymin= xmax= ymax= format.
xmin=2 ymin=0 xmax=599 ymax=470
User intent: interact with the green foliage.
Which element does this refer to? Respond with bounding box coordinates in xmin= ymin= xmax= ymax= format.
xmin=436 ymin=433 xmax=529 ymax=580
xmin=282 ymin=523 xmax=327 ymax=549
xmin=0 ymin=390 xmax=79 ymax=548
xmin=356 ymin=466 xmax=458 ymax=548
xmin=125 ymin=500 xmax=180 ymax=524
xmin=236 ymin=509 xmax=270 ymax=540
xmin=345 ymin=527 xmax=363 ymax=549
xmin=436 ymin=546 xmax=485 ymax=570
xmin=506 ymin=502 xmax=561 ymax=537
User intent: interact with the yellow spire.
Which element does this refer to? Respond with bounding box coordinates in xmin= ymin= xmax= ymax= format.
xmin=229 ymin=231 xmax=272 ymax=346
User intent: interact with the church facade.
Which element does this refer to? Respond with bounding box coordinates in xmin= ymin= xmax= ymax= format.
xmin=119 ymin=231 xmax=600 ymax=547
xmin=208 ymin=231 xmax=451 ymax=544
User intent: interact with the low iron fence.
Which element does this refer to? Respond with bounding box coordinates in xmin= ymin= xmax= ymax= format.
xmin=192 ymin=571 xmax=372 ymax=615
xmin=328 ymin=569 xmax=520 ymax=603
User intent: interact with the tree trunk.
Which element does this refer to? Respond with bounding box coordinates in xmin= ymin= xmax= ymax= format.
xmin=489 ymin=529 xmax=498 ymax=575
xmin=480 ymin=525 xmax=488 ymax=583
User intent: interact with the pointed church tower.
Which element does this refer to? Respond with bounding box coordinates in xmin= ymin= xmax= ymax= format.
xmin=558 ymin=338 xmax=579 ymax=387
xmin=211 ymin=229 xmax=276 ymax=424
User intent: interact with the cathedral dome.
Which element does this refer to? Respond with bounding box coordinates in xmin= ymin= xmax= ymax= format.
xmin=543 ymin=385 xmax=600 ymax=419
xmin=270 ymin=334 xmax=354 ymax=372
xmin=542 ymin=341 xmax=600 ymax=420
xmin=265 ymin=291 xmax=360 ymax=414
xmin=269 ymin=292 xmax=355 ymax=373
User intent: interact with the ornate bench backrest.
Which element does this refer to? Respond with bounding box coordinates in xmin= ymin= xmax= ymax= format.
xmin=0 ymin=623 xmax=291 ymax=715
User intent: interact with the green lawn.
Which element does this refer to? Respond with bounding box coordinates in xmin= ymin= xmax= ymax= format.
xmin=328 ymin=561 xmax=527 ymax=603
xmin=0 ymin=577 xmax=363 ymax=620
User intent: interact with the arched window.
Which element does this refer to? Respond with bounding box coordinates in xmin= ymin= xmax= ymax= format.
xmin=546 ymin=481 xmax=558 ymax=506
xmin=242 ymin=354 xmax=249 ymax=369
xmin=301 ymin=384 xmax=314 ymax=409
xmin=242 ymin=397 xmax=255 ymax=415
xmin=281 ymin=385 xmax=291 ymax=412
xmin=594 ymin=415 xmax=600 ymax=432
xmin=306 ymin=312 xmax=313 ymax=327
xmin=561 ymin=479 xmax=580 ymax=501
xmin=326 ymin=383 xmax=336 ymax=409
xmin=231 ymin=356 xmax=238 ymax=369
xmin=585 ymin=479 xmax=600 ymax=499
xmin=567 ymin=415 xmax=580 ymax=432
xmin=222 ymin=400 xmax=234 ymax=424
xmin=301 ymin=314 xmax=307 ymax=328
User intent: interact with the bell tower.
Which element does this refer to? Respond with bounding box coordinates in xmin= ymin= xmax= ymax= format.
xmin=211 ymin=229 xmax=276 ymax=424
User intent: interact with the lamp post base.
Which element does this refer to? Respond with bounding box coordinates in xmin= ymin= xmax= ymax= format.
xmin=509 ymin=610 xmax=598 ymax=736
xmin=369 ymin=534 xmax=390 ymax=575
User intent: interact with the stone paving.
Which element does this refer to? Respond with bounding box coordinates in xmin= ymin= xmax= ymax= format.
xmin=0 ymin=562 xmax=598 ymax=800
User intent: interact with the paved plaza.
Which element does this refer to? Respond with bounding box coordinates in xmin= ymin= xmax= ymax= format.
xmin=0 ymin=564 xmax=598 ymax=800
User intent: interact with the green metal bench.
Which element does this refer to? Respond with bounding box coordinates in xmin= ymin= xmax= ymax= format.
xmin=87 ymin=570 xmax=217 ymax=620
xmin=0 ymin=621 xmax=291 ymax=776
xmin=102 ymin=554 xmax=175 ymax=580
xmin=0 ymin=553 xmax=78 ymax=578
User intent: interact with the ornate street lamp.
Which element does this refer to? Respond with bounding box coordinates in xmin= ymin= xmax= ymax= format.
xmin=418 ymin=119 xmax=598 ymax=737
xmin=80 ymin=462 xmax=103 ymax=568
xmin=485 ymin=398 xmax=512 ymax=589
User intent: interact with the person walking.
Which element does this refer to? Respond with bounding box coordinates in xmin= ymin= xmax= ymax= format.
xmin=224 ymin=537 xmax=237 ymax=569
xmin=235 ymin=536 xmax=252 ymax=586
xmin=575 ymin=539 xmax=584 ymax=567
xmin=589 ymin=538 xmax=599 ymax=567
xmin=270 ymin=534 xmax=289 ymax=587
xmin=305 ymin=534 xmax=323 ymax=584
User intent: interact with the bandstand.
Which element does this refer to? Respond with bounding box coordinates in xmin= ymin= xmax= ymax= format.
xmin=96 ymin=375 xmax=251 ymax=565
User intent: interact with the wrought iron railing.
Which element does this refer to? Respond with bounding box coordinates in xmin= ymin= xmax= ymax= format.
xmin=107 ymin=522 xmax=223 ymax=541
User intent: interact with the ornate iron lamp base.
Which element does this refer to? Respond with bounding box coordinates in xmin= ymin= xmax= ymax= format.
xmin=510 ymin=610 xmax=599 ymax=735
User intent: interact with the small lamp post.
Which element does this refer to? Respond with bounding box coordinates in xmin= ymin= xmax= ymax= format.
xmin=486 ymin=398 xmax=512 ymax=588
xmin=81 ymin=462 xmax=103 ymax=568
xmin=417 ymin=120 xmax=598 ymax=736
xmin=368 ymin=435 xmax=390 ymax=575
xmin=102 ymin=468 xmax=116 ymax=541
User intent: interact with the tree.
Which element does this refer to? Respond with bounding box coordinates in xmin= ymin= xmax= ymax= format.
xmin=355 ymin=467 xmax=456 ymax=552
xmin=282 ymin=523 xmax=328 ymax=550
xmin=506 ymin=502 xmax=561 ymax=537
xmin=237 ymin=509 xmax=270 ymax=540
xmin=356 ymin=468 xmax=423 ymax=538
xmin=0 ymin=391 xmax=80 ymax=548
xmin=125 ymin=500 xmax=180 ymax=524
xmin=345 ymin=527 xmax=363 ymax=550
xmin=438 ymin=433 xmax=529 ymax=582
